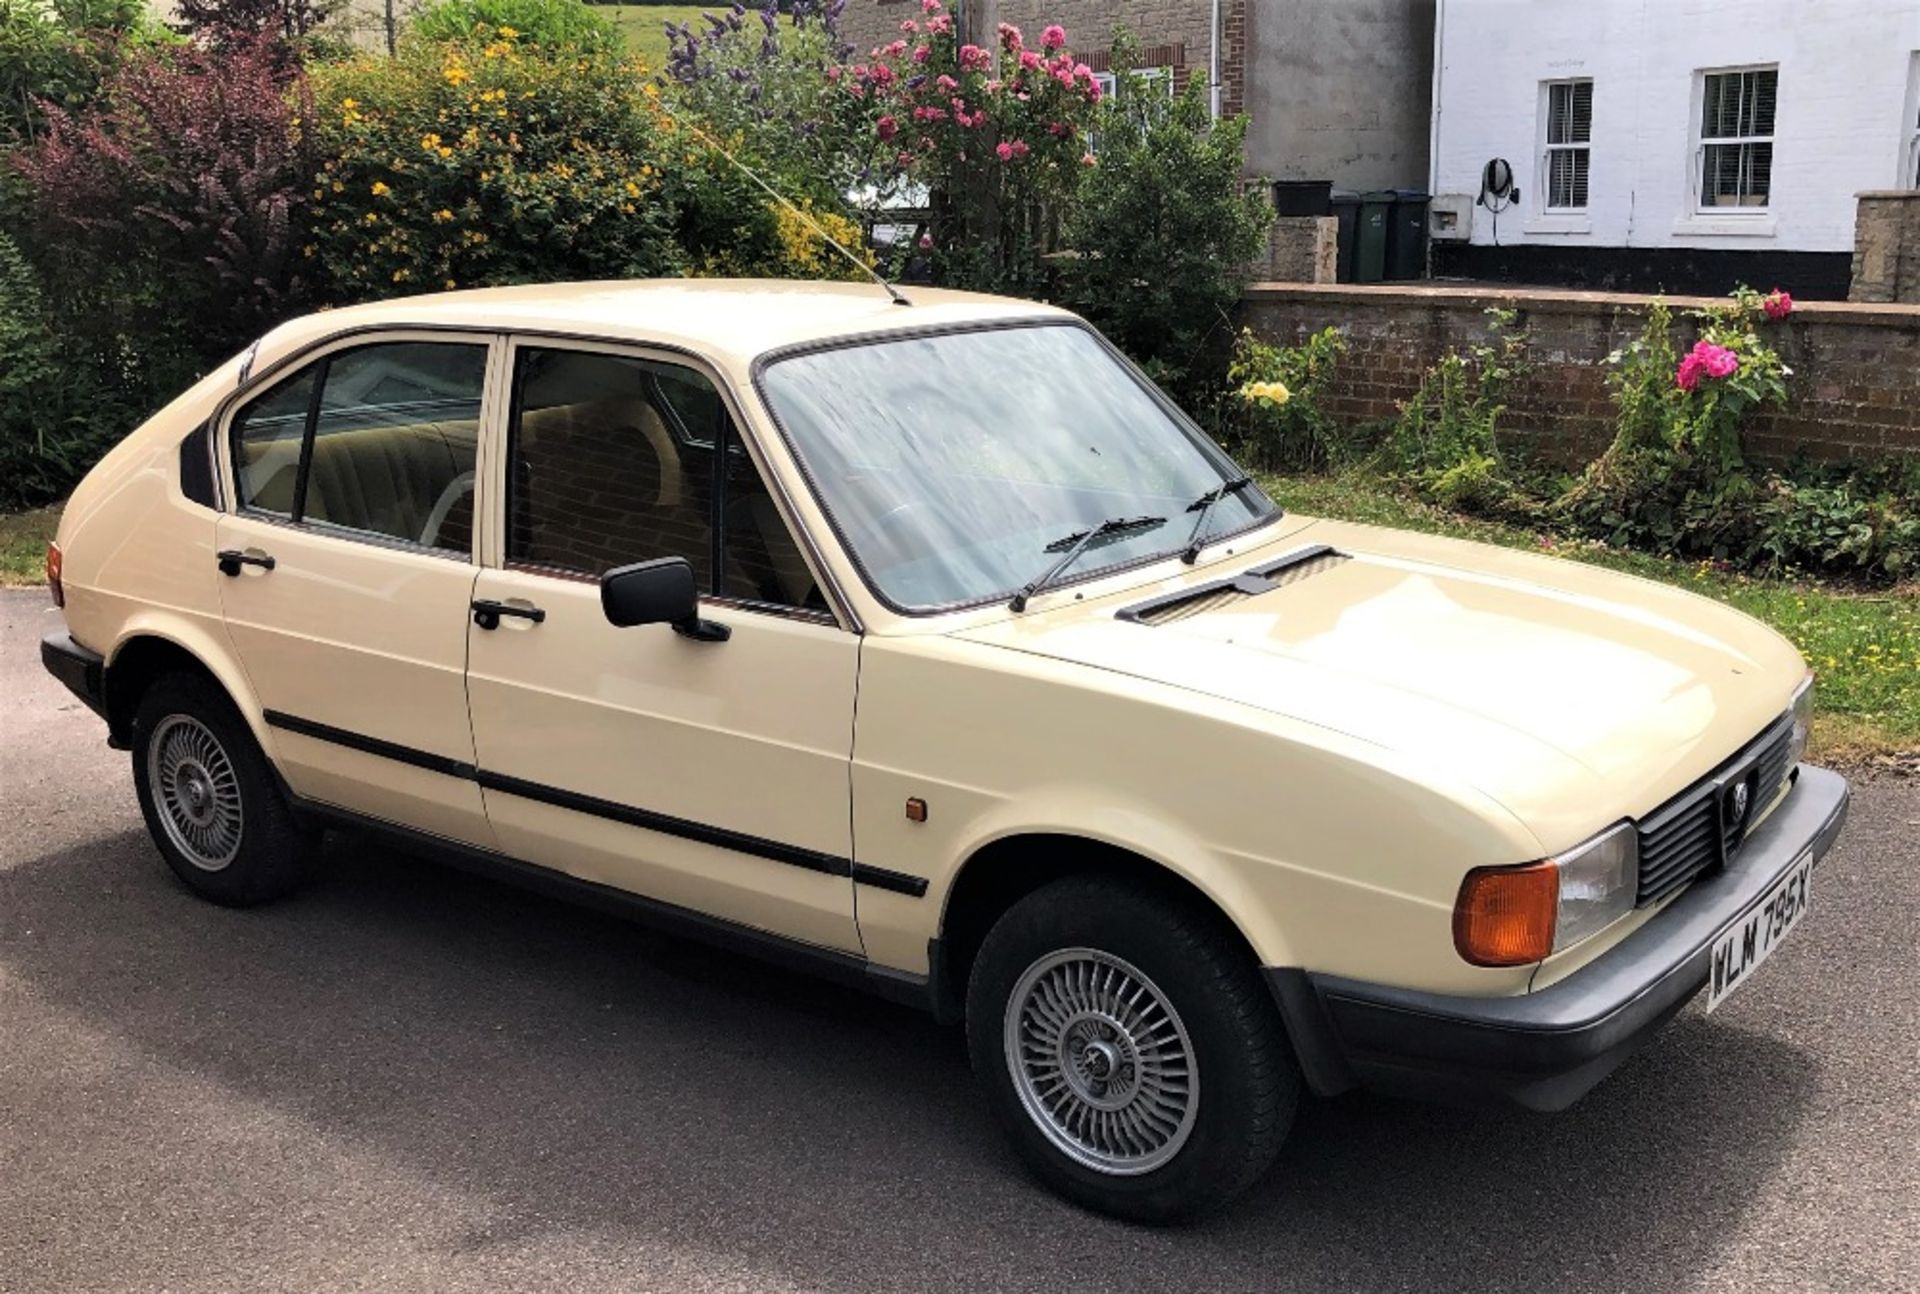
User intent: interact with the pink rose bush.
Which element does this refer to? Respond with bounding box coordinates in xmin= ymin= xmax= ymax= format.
xmin=1762 ymin=288 xmax=1793 ymax=320
xmin=1674 ymin=340 xmax=1739 ymax=391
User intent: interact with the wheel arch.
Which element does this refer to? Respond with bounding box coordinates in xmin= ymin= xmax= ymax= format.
xmin=104 ymin=620 xmax=263 ymax=751
xmin=930 ymin=831 xmax=1277 ymax=1026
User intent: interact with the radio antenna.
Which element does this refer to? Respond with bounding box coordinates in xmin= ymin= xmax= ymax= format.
xmin=652 ymin=96 xmax=911 ymax=307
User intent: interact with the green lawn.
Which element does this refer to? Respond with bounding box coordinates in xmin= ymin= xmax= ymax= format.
xmin=601 ymin=4 xmax=721 ymax=72
xmin=1264 ymin=469 xmax=1919 ymax=763
xmin=0 ymin=505 xmax=57 ymax=586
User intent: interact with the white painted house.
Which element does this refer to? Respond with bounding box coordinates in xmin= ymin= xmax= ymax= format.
xmin=1427 ymin=0 xmax=1920 ymax=297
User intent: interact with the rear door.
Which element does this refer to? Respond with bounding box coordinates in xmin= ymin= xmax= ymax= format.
xmin=463 ymin=339 xmax=861 ymax=953
xmin=216 ymin=333 xmax=501 ymax=848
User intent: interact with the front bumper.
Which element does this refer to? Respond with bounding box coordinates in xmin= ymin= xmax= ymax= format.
xmin=1267 ymin=764 xmax=1850 ymax=1112
xmin=41 ymin=630 xmax=109 ymax=724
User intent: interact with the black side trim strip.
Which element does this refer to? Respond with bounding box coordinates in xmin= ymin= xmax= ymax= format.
xmin=265 ymin=711 xmax=927 ymax=897
xmin=475 ymin=768 xmax=855 ymax=878
xmin=289 ymin=797 xmax=934 ymax=1011
xmin=262 ymin=710 xmax=478 ymax=780
xmin=850 ymin=864 xmax=931 ymax=897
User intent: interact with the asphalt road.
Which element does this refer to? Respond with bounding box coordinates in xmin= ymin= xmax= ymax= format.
xmin=3 ymin=588 xmax=1916 ymax=1294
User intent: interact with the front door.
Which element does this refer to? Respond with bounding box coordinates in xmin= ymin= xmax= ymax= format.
xmin=463 ymin=340 xmax=860 ymax=953
xmin=216 ymin=334 xmax=499 ymax=848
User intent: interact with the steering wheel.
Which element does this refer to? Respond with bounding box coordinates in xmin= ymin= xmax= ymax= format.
xmin=419 ymin=471 xmax=476 ymax=550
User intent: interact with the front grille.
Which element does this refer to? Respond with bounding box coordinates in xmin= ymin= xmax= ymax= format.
xmin=1634 ymin=716 xmax=1796 ymax=907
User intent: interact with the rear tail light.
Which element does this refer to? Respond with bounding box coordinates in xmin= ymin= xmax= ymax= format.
xmin=45 ymin=541 xmax=63 ymax=608
xmin=1453 ymin=861 xmax=1557 ymax=966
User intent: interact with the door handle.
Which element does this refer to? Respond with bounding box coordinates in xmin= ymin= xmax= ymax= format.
xmin=216 ymin=549 xmax=275 ymax=577
xmin=471 ymin=599 xmax=546 ymax=630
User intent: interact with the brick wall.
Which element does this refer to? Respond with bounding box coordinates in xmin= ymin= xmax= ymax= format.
xmin=1240 ymin=284 xmax=1920 ymax=463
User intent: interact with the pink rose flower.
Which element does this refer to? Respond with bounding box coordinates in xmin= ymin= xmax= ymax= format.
xmin=883 ymin=39 xmax=908 ymax=58
xmin=996 ymin=140 xmax=1015 ymax=161
xmin=1080 ymin=152 xmax=1097 ymax=166
xmin=897 ymin=151 xmax=916 ymax=166
xmin=921 ymin=0 xmax=940 ymax=11
xmin=1763 ymin=289 xmax=1793 ymax=320
xmin=870 ymin=63 xmax=895 ymax=85
xmin=1040 ymin=24 xmax=1067 ymax=50
xmin=935 ymin=74 xmax=957 ymax=91
xmin=1008 ymin=139 xmax=1029 ymax=157
xmin=1019 ymin=50 xmax=1042 ymax=71
xmin=918 ymin=233 xmax=933 ymax=250
xmin=959 ymin=43 xmax=991 ymax=72
xmin=1074 ymin=63 xmax=1093 ymax=81
xmin=1087 ymin=79 xmax=1103 ymax=103
xmin=997 ymin=22 xmax=1023 ymax=52
xmin=1055 ymin=69 xmax=1076 ymax=89
xmin=825 ymin=65 xmax=841 ymax=82
xmin=1675 ymin=355 xmax=1704 ymax=391
xmin=926 ymin=15 xmax=951 ymax=35
xmin=912 ymin=44 xmax=931 ymax=64
xmin=877 ymin=115 xmax=898 ymax=141
xmin=899 ymin=19 xmax=918 ymax=34
xmin=1702 ymin=344 xmax=1738 ymax=378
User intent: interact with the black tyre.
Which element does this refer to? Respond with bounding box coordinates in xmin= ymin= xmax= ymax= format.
xmin=966 ymin=875 xmax=1299 ymax=1224
xmin=130 ymin=672 xmax=319 ymax=906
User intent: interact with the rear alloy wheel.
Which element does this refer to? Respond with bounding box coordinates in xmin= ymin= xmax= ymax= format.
xmin=967 ymin=876 xmax=1299 ymax=1224
xmin=131 ymin=673 xmax=319 ymax=906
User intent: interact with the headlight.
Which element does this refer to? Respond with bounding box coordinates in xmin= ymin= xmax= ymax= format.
xmin=1551 ymin=822 xmax=1639 ymax=951
xmin=1787 ymin=673 xmax=1814 ymax=768
xmin=1454 ymin=823 xmax=1639 ymax=966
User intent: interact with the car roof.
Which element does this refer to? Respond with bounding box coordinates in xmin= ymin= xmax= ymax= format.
xmin=250 ymin=279 xmax=1075 ymax=375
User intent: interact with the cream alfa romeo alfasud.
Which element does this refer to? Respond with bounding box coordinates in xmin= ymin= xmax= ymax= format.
xmin=41 ymin=281 xmax=1847 ymax=1222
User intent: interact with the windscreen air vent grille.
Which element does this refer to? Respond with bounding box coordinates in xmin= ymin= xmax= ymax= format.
xmin=1118 ymin=545 xmax=1348 ymax=627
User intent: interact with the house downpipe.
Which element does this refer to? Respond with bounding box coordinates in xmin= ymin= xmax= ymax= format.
xmin=1210 ymin=0 xmax=1223 ymax=119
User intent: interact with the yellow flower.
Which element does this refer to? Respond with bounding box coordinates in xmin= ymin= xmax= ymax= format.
xmin=393 ymin=269 xmax=410 ymax=283
xmin=483 ymin=41 xmax=510 ymax=59
xmin=624 ymin=180 xmax=640 ymax=198
xmin=1240 ymin=380 xmax=1292 ymax=406
xmin=371 ymin=181 xmax=391 ymax=197
xmin=445 ymin=279 xmax=458 ymax=290
xmin=444 ymin=63 xmax=471 ymax=86
xmin=432 ymin=208 xmax=455 ymax=223
xmin=421 ymin=133 xmax=442 ymax=151
xmin=497 ymin=25 xmax=519 ymax=39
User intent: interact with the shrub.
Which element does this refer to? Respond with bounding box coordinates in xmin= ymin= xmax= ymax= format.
xmin=409 ymin=0 xmax=617 ymax=53
xmin=306 ymin=26 xmax=681 ymax=298
xmin=169 ymin=0 xmax=339 ymax=49
xmin=12 ymin=31 xmax=313 ymax=393
xmin=1382 ymin=307 xmax=1529 ymax=509
xmin=0 ymin=228 xmax=141 ymax=509
xmin=1062 ymin=65 xmax=1270 ymax=409
xmin=844 ymin=7 xmax=1102 ymax=296
xmin=0 ymin=0 xmax=157 ymax=145
xmin=662 ymin=0 xmax=875 ymax=213
xmin=1224 ymin=326 xmax=1348 ymax=470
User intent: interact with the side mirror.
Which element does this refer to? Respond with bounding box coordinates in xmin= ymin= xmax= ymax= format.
xmin=599 ymin=558 xmax=730 ymax=642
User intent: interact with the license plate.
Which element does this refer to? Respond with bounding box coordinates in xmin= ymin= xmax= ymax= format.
xmin=1706 ymin=851 xmax=1814 ymax=1012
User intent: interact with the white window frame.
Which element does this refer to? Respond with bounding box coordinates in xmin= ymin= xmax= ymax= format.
xmin=1692 ymin=65 xmax=1778 ymax=215
xmin=1539 ymin=78 xmax=1593 ymax=212
xmin=1903 ymin=52 xmax=1920 ymax=188
xmin=1087 ymin=66 xmax=1176 ymax=155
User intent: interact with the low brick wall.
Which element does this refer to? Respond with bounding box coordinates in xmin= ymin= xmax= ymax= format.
xmin=1239 ymin=284 xmax=1920 ymax=463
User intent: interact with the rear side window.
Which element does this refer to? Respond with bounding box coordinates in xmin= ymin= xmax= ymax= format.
xmin=230 ymin=340 xmax=487 ymax=554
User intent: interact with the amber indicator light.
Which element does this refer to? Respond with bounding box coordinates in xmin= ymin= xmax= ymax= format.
xmin=45 ymin=542 xmax=63 ymax=609
xmin=1453 ymin=861 xmax=1558 ymax=966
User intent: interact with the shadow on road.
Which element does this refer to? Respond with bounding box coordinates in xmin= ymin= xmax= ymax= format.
xmin=0 ymin=827 xmax=1818 ymax=1294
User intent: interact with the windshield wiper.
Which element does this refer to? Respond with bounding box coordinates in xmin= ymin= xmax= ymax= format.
xmin=1180 ymin=476 xmax=1256 ymax=563
xmin=1009 ymin=514 xmax=1167 ymax=611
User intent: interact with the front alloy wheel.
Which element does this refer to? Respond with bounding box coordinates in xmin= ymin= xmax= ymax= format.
xmin=1004 ymin=948 xmax=1199 ymax=1175
xmin=967 ymin=876 xmax=1299 ymax=1224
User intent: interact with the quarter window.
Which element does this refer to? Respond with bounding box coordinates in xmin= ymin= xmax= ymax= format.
xmin=1697 ymin=67 xmax=1777 ymax=210
xmin=1542 ymin=79 xmax=1592 ymax=210
xmin=230 ymin=340 xmax=486 ymax=554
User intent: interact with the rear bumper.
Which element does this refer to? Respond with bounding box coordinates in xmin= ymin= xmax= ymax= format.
xmin=40 ymin=630 xmax=109 ymax=724
xmin=1268 ymin=764 xmax=1850 ymax=1112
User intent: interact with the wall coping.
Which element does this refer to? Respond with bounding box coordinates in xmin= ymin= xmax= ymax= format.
xmin=1243 ymin=281 xmax=1920 ymax=328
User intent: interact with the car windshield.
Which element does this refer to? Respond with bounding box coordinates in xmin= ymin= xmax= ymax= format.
xmin=756 ymin=323 xmax=1277 ymax=612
